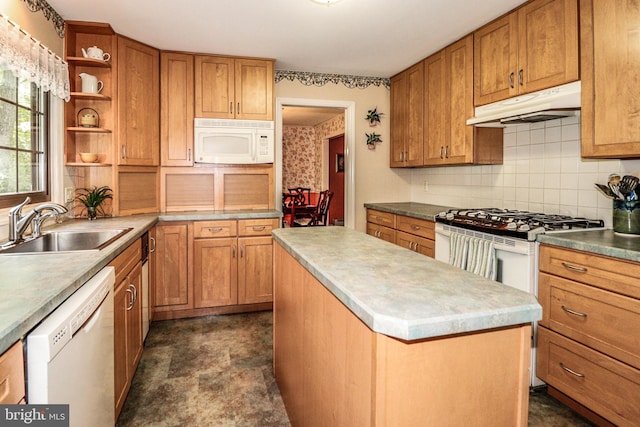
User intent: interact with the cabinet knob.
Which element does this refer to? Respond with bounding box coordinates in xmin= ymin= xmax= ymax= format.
xmin=509 ymin=72 xmax=515 ymax=88
xmin=237 ymin=102 xmax=240 ymax=114
xmin=252 ymin=226 xmax=266 ymax=231
xmin=518 ymin=69 xmax=523 ymax=86
xmin=207 ymin=227 xmax=223 ymax=233
xmin=149 ymin=236 xmax=156 ymax=253
xmin=230 ymin=102 xmax=233 ymax=114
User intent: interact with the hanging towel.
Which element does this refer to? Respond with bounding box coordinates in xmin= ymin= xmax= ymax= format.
xmin=448 ymin=232 xmax=496 ymax=280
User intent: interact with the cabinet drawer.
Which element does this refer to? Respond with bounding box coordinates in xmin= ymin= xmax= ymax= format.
xmin=366 ymin=209 xmax=395 ymax=228
xmin=238 ymin=218 xmax=279 ymax=237
xmin=396 ymin=230 xmax=435 ymax=258
xmin=539 ymin=272 xmax=640 ymax=370
xmin=193 ymin=220 xmax=237 ymax=238
xmin=537 ymin=327 xmax=640 ymax=426
xmin=0 ymin=341 xmax=24 ymax=404
xmin=367 ymin=223 xmax=395 ymax=244
xmin=539 ymin=245 xmax=640 ymax=299
xmin=110 ymin=239 xmax=142 ymax=287
xmin=396 ymin=215 xmax=435 ymax=240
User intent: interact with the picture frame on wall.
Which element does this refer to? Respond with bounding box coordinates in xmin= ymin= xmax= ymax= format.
xmin=336 ymin=153 xmax=344 ymax=172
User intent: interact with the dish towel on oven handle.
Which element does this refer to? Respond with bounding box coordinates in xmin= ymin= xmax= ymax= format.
xmin=448 ymin=232 xmax=496 ymax=280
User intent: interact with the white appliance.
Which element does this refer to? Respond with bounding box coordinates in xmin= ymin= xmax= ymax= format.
xmin=194 ymin=118 xmax=274 ymax=164
xmin=27 ymin=267 xmax=115 ymax=426
xmin=467 ymin=80 xmax=581 ymax=126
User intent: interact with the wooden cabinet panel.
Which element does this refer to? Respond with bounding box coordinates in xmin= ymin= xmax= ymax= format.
xmin=238 ymin=236 xmax=273 ymax=304
xmin=389 ymin=62 xmax=423 ymax=167
xmin=396 ymin=215 xmax=435 ymax=240
xmin=0 ymin=342 xmax=24 ymax=404
xmin=117 ymin=36 xmax=159 ymax=166
xmin=581 ymin=0 xmax=640 ymax=158
xmin=396 ymin=231 xmax=435 ymax=258
xmin=126 ymin=262 xmax=143 ymax=378
xmin=154 ymin=223 xmax=190 ymax=309
xmin=366 ymin=209 xmax=435 ymax=257
xmin=161 ymin=52 xmax=194 ymax=166
xmin=238 ymin=218 xmax=279 ymax=237
xmin=537 ymin=327 xmax=640 ymax=427
xmin=194 ymin=238 xmax=237 ymax=308
xmin=367 ymin=223 xmax=395 ymax=244
xmin=235 ymin=58 xmax=274 ymax=120
xmin=113 ymin=279 xmax=129 ymax=414
xmin=390 ymin=71 xmax=406 ymax=168
xmin=195 ymin=56 xmax=274 ymax=120
xmin=474 ymin=0 xmax=578 ymax=106
xmin=193 ymin=220 xmax=237 ymax=238
xmin=366 ymin=209 xmax=395 ymax=228
xmin=423 ymin=51 xmax=446 ymax=164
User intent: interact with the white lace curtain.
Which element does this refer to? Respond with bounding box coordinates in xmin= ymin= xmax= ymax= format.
xmin=0 ymin=13 xmax=70 ymax=101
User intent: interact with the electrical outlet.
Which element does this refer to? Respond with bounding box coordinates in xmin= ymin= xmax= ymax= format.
xmin=65 ymin=187 xmax=75 ymax=203
xmin=423 ymin=180 xmax=429 ymax=192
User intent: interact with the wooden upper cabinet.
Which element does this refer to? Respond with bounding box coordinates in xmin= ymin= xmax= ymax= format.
xmin=389 ymin=62 xmax=423 ymax=167
xmin=195 ymin=56 xmax=274 ymax=120
xmin=117 ymin=36 xmax=160 ymax=165
xmin=423 ymin=50 xmax=446 ymax=164
xmin=446 ymin=36 xmax=475 ymax=164
xmin=161 ymin=52 xmax=194 ymax=166
xmin=581 ymin=0 xmax=640 ymax=158
xmin=474 ymin=0 xmax=579 ymax=106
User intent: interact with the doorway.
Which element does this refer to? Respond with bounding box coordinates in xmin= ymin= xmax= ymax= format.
xmin=327 ymin=134 xmax=344 ymax=225
xmin=276 ymin=98 xmax=356 ymax=228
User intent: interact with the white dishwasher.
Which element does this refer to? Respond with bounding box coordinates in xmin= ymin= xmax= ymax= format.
xmin=27 ymin=266 xmax=115 ymax=427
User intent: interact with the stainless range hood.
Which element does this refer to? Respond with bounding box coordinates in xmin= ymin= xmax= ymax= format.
xmin=467 ymin=81 xmax=581 ymax=127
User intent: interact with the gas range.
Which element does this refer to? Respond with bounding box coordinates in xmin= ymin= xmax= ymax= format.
xmin=435 ymin=208 xmax=605 ymax=241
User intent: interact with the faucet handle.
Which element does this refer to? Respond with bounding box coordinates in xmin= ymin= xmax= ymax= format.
xmin=8 ymin=197 xmax=31 ymax=216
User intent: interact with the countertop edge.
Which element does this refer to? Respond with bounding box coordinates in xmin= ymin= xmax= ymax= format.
xmin=537 ymin=230 xmax=640 ymax=263
xmin=364 ymin=202 xmax=453 ymax=221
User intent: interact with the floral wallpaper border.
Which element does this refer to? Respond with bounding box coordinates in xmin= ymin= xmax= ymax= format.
xmin=22 ymin=0 xmax=64 ymax=38
xmin=276 ymin=70 xmax=390 ymax=90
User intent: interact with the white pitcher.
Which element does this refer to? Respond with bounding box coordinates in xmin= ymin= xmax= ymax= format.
xmin=79 ymin=73 xmax=104 ymax=94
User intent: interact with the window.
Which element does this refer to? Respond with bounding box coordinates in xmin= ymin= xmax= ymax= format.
xmin=0 ymin=67 xmax=50 ymax=208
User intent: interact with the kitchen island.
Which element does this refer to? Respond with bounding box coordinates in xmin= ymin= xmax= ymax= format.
xmin=272 ymin=227 xmax=542 ymax=427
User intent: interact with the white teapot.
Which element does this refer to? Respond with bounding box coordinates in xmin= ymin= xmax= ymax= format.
xmin=81 ymin=46 xmax=111 ymax=62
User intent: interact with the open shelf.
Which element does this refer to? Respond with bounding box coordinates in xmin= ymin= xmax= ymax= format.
xmin=65 ymin=162 xmax=113 ymax=167
xmin=66 ymin=126 xmax=112 ymax=133
xmin=67 ymin=56 xmax=112 ymax=68
xmin=70 ymin=92 xmax=112 ymax=100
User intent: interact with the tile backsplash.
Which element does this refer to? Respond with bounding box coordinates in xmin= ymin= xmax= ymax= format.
xmin=410 ymin=113 xmax=640 ymax=228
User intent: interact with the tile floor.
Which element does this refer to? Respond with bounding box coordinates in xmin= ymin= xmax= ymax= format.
xmin=117 ymin=311 xmax=596 ymax=427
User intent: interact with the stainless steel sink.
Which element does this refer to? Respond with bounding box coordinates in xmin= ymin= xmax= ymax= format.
xmin=0 ymin=228 xmax=133 ymax=254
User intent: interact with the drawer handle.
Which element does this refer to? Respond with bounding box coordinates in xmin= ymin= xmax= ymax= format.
xmin=410 ymin=225 xmax=420 ymax=230
xmin=561 ymin=262 xmax=587 ymax=273
xmin=207 ymin=227 xmax=223 ymax=232
xmin=375 ymin=216 xmax=383 ymax=221
xmin=560 ymin=363 xmax=585 ymax=378
xmin=252 ymin=226 xmax=266 ymax=231
xmin=561 ymin=305 xmax=587 ymax=318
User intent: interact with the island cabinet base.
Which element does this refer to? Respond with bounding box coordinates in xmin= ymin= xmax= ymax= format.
xmin=273 ymin=243 xmax=532 ymax=427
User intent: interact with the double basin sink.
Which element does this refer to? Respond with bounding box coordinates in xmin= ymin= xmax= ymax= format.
xmin=0 ymin=228 xmax=132 ymax=255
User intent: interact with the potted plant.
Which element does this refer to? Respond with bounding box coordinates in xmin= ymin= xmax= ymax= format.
xmin=76 ymin=185 xmax=113 ymax=220
xmin=365 ymin=108 xmax=383 ymax=126
xmin=366 ymin=132 xmax=383 ymax=149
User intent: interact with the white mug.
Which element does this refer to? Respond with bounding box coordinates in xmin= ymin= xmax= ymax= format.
xmin=79 ymin=73 xmax=104 ymax=94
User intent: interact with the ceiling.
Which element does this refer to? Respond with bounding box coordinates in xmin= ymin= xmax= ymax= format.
xmin=47 ymin=0 xmax=525 ymax=78
xmin=282 ymin=106 xmax=343 ymax=126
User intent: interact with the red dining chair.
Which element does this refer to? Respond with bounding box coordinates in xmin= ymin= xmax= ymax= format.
xmin=293 ymin=190 xmax=334 ymax=227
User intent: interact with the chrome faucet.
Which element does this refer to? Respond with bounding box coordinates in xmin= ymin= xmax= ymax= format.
xmin=7 ymin=197 xmax=68 ymax=243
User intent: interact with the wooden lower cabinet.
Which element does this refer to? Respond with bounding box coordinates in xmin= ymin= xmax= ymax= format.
xmin=154 ymin=218 xmax=277 ymax=320
xmin=110 ymin=240 xmax=143 ymax=418
xmin=366 ymin=209 xmax=435 ymax=257
xmin=538 ymin=244 xmax=640 ymax=426
xmin=0 ymin=341 xmax=25 ymax=404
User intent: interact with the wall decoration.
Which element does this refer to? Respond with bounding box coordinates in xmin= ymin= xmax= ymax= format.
xmin=365 ymin=108 xmax=383 ymax=126
xmin=336 ymin=153 xmax=344 ymax=172
xmin=366 ymin=132 xmax=382 ymax=150
xmin=275 ymin=70 xmax=390 ymax=90
xmin=22 ymin=0 xmax=65 ymax=38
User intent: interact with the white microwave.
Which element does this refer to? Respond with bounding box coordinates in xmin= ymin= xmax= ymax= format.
xmin=194 ymin=118 xmax=274 ymax=164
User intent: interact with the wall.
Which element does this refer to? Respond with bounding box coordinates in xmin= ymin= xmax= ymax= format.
xmin=410 ymin=114 xmax=640 ymax=228
xmin=282 ymin=125 xmax=318 ymax=190
xmin=276 ymin=79 xmax=410 ymax=232
xmin=0 ymin=0 xmax=63 ymax=55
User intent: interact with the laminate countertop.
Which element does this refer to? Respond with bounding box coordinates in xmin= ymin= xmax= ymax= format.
xmin=272 ymin=227 xmax=541 ymax=341
xmin=537 ymin=229 xmax=640 ymax=263
xmin=0 ymin=209 xmax=281 ymax=354
xmin=364 ymin=202 xmax=453 ymax=221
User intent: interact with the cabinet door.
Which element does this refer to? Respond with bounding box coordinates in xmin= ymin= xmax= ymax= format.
xmin=581 ymin=0 xmax=640 ymax=158
xmin=195 ymin=56 xmax=235 ymax=119
xmin=235 ymin=58 xmax=274 ymax=120
xmin=405 ymin=62 xmax=424 ymax=167
xmin=518 ymin=0 xmax=578 ymax=94
xmin=193 ymin=238 xmax=238 ymax=308
xmin=154 ymin=224 xmax=190 ymax=309
xmin=474 ymin=12 xmax=518 ymax=106
xmin=161 ymin=52 xmax=194 ymax=166
xmin=423 ymin=50 xmax=447 ymax=165
xmin=238 ymin=236 xmax=273 ymax=304
xmin=114 ymin=280 xmax=129 ymax=415
xmin=148 ymin=226 xmax=156 ymax=322
xmin=117 ymin=36 xmax=160 ymax=166
xmin=126 ymin=262 xmax=144 ymax=377
xmin=367 ymin=223 xmax=395 ymax=244
xmin=389 ymin=72 xmax=407 ymax=167
xmin=445 ymin=35 xmax=474 ymax=164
